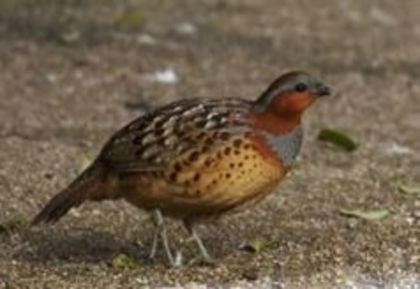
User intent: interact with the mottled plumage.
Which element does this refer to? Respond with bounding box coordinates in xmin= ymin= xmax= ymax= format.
xmin=32 ymin=71 xmax=331 ymax=265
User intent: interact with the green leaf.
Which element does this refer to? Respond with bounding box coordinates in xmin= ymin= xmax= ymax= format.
xmin=110 ymin=253 xmax=139 ymax=270
xmin=115 ymin=9 xmax=142 ymax=25
xmin=241 ymin=237 xmax=268 ymax=253
xmin=318 ymin=128 xmax=358 ymax=152
xmin=397 ymin=182 xmax=420 ymax=196
xmin=339 ymin=208 xmax=390 ymax=220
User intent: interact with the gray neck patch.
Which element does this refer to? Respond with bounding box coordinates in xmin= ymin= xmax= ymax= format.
xmin=262 ymin=126 xmax=303 ymax=168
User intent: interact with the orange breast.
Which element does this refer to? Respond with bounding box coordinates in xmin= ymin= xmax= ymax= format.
xmin=120 ymin=134 xmax=285 ymax=220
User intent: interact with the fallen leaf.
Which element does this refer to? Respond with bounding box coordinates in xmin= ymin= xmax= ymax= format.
xmin=339 ymin=208 xmax=390 ymax=220
xmin=318 ymin=128 xmax=358 ymax=152
xmin=110 ymin=253 xmax=139 ymax=270
xmin=397 ymin=182 xmax=420 ymax=196
xmin=381 ymin=141 xmax=413 ymax=156
xmin=240 ymin=237 xmax=268 ymax=253
xmin=115 ymin=9 xmax=142 ymax=25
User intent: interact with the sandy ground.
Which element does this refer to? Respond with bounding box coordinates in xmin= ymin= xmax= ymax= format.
xmin=0 ymin=0 xmax=419 ymax=288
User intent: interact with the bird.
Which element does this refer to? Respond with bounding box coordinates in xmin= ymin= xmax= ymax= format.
xmin=32 ymin=71 xmax=331 ymax=266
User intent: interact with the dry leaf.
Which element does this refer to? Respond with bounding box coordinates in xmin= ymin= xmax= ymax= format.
xmin=397 ymin=182 xmax=420 ymax=196
xmin=339 ymin=208 xmax=390 ymax=220
xmin=240 ymin=237 xmax=268 ymax=253
xmin=115 ymin=9 xmax=141 ymax=25
xmin=110 ymin=253 xmax=139 ymax=270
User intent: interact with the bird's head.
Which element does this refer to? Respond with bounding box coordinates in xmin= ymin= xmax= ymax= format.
xmin=251 ymin=71 xmax=331 ymax=133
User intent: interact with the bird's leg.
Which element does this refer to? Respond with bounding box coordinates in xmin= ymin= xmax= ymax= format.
xmin=191 ymin=229 xmax=213 ymax=263
xmin=183 ymin=220 xmax=214 ymax=264
xmin=148 ymin=213 xmax=160 ymax=260
xmin=149 ymin=209 xmax=180 ymax=266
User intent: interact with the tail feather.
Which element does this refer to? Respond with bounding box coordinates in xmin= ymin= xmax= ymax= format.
xmin=32 ymin=162 xmax=108 ymax=225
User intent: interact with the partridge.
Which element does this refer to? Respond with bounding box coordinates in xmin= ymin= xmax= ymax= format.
xmin=32 ymin=71 xmax=331 ymax=265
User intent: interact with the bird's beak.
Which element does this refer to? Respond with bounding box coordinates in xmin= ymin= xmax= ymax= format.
xmin=314 ymin=83 xmax=331 ymax=97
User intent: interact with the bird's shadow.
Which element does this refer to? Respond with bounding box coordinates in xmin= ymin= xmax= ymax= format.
xmin=12 ymin=221 xmax=238 ymax=265
xmin=14 ymin=227 xmax=150 ymax=264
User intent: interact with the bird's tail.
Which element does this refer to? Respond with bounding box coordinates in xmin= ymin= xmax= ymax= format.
xmin=32 ymin=161 xmax=116 ymax=225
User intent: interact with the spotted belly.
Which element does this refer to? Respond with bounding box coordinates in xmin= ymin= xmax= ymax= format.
xmin=121 ymin=135 xmax=285 ymax=220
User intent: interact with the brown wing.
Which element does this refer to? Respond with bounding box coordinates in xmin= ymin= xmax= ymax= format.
xmin=100 ymin=98 xmax=252 ymax=173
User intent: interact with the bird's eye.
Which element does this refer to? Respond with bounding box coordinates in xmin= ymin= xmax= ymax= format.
xmin=294 ymin=83 xmax=308 ymax=92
